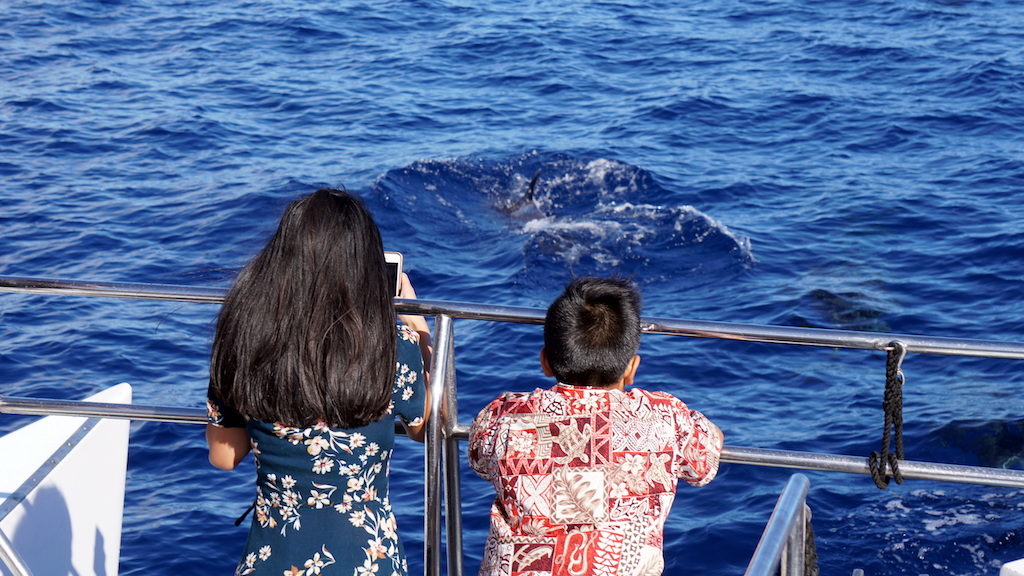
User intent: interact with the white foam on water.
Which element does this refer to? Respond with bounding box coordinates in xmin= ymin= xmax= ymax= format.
xmin=922 ymin=511 xmax=984 ymax=532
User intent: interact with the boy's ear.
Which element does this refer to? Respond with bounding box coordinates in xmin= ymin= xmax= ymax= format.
xmin=540 ymin=348 xmax=554 ymax=377
xmin=621 ymin=355 xmax=641 ymax=385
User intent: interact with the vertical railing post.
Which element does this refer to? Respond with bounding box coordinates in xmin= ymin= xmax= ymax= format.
xmin=442 ymin=326 xmax=465 ymax=576
xmin=783 ymin=504 xmax=807 ymax=576
xmin=424 ymin=315 xmax=453 ymax=576
xmin=745 ymin=473 xmax=810 ymax=576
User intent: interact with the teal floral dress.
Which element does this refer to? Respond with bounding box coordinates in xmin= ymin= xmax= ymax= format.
xmin=207 ymin=325 xmax=426 ymax=576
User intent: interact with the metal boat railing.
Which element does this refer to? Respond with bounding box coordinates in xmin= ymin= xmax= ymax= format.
xmin=745 ymin=474 xmax=813 ymax=576
xmin=3 ymin=276 xmax=1024 ymax=576
xmin=0 ymin=529 xmax=31 ymax=576
xmin=6 ymin=276 xmax=1024 ymax=358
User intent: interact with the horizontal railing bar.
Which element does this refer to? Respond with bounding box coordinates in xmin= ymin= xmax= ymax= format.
xmin=0 ymin=396 xmax=208 ymax=423
xmin=637 ymin=317 xmax=1024 ymax=359
xmin=4 ymin=397 xmax=1022 ymax=488
xmin=0 ymin=276 xmax=227 ymax=303
xmin=0 ymin=397 xmax=409 ymax=435
xmin=720 ymin=446 xmax=1024 ymax=489
xmin=3 ymin=276 xmax=1024 ymax=359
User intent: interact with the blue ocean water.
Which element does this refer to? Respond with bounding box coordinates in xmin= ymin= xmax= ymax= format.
xmin=2 ymin=0 xmax=1023 ymax=574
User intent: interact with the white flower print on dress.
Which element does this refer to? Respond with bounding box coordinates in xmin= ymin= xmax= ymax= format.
xmin=356 ymin=557 xmax=380 ymax=575
xmin=307 ymin=487 xmax=333 ymax=509
xmin=312 ymin=457 xmax=334 ymax=474
xmin=306 ymin=436 xmax=330 ymax=456
xmin=334 ymin=493 xmax=354 ymax=514
xmin=206 ymin=399 xmax=223 ymax=424
xmin=235 ymin=546 xmax=272 ymax=575
xmin=210 ymin=324 xmax=425 ymax=576
xmin=349 ymin=510 xmax=367 ymax=527
xmin=302 ymin=545 xmax=335 ymax=575
xmin=392 ymin=357 xmax=420 ymax=414
xmin=365 ymin=538 xmax=388 ymax=560
xmin=350 ymin=433 xmax=366 ymax=449
xmin=254 ymin=476 xmax=303 ymax=536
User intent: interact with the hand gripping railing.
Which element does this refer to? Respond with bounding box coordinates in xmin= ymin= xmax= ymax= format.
xmin=4 ymin=276 xmax=1024 ymax=576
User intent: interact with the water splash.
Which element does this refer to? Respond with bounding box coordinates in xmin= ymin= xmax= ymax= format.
xmin=370 ymin=151 xmax=753 ymax=295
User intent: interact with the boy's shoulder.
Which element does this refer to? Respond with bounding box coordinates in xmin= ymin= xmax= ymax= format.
xmin=623 ymin=387 xmax=696 ymax=416
xmin=627 ymin=386 xmax=684 ymax=404
xmin=475 ymin=385 xmax=575 ymax=420
xmin=479 ymin=387 xmax=545 ymax=411
xmin=490 ymin=387 xmax=541 ymax=402
xmin=629 ymin=387 xmax=678 ymax=399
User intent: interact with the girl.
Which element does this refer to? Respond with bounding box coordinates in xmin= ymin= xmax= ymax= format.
xmin=206 ymin=189 xmax=431 ymax=576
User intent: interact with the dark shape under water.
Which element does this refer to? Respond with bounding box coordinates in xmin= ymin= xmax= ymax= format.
xmin=923 ymin=418 xmax=1024 ymax=469
xmin=787 ymin=288 xmax=890 ymax=332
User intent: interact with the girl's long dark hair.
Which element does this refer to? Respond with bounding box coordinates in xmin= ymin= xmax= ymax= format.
xmin=209 ymin=189 xmax=396 ymax=428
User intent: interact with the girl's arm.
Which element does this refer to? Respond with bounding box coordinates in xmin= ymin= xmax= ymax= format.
xmin=396 ymin=273 xmax=432 ymax=442
xmin=206 ymin=424 xmax=251 ymax=470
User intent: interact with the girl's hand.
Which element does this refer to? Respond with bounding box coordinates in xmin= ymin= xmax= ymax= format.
xmin=397 ymin=273 xmax=429 ymax=335
xmin=397 ymin=272 xmax=417 ymax=299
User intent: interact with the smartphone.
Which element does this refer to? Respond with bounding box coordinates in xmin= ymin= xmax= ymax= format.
xmin=384 ymin=251 xmax=403 ymax=297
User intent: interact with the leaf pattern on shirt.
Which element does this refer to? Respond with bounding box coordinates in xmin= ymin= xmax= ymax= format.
xmin=514 ymin=545 xmax=554 ymax=572
xmin=551 ymin=468 xmax=605 ymax=524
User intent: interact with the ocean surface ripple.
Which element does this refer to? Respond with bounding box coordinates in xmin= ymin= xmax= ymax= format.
xmin=2 ymin=1 xmax=1023 ymax=574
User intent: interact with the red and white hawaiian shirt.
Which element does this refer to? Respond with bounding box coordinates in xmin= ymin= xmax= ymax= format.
xmin=468 ymin=383 xmax=723 ymax=576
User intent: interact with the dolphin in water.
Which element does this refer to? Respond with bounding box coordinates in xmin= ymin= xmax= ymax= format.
xmin=501 ymin=169 xmax=545 ymax=220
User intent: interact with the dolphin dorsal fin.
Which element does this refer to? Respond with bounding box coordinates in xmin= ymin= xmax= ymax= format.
xmin=525 ymin=169 xmax=542 ymax=202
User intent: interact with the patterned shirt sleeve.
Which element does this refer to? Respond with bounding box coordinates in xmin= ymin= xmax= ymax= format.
xmin=468 ymin=398 xmax=502 ymax=482
xmin=206 ymin=387 xmax=245 ymax=428
xmin=392 ymin=325 xmax=426 ymax=426
xmin=674 ymin=403 xmax=724 ymax=487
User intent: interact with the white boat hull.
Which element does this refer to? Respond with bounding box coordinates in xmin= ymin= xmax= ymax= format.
xmin=0 ymin=383 xmax=132 ymax=576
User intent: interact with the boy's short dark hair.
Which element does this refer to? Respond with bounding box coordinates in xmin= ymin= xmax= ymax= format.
xmin=543 ymin=277 xmax=642 ymax=387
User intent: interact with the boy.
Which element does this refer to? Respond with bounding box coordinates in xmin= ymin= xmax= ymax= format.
xmin=468 ymin=277 xmax=724 ymax=576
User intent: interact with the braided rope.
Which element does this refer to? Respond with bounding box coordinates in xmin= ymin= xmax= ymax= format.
xmin=868 ymin=341 xmax=906 ymax=488
xmin=803 ymin=507 xmax=820 ymax=576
